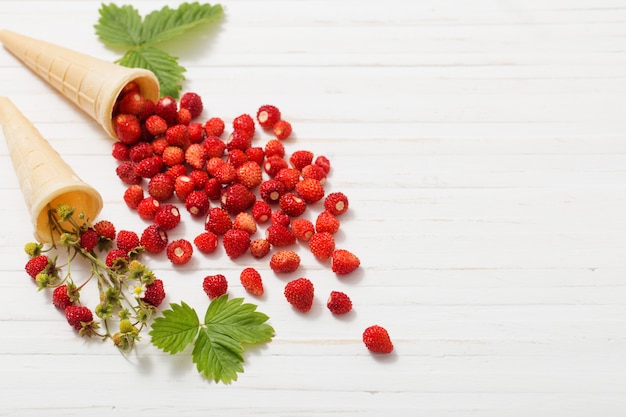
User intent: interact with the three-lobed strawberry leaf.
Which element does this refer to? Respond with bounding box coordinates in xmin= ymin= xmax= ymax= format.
xmin=150 ymin=296 xmax=274 ymax=383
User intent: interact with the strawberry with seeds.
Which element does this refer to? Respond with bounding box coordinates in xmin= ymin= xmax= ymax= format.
xmin=284 ymin=277 xmax=314 ymax=312
xmin=166 ymin=239 xmax=194 ymax=265
xmin=362 ymin=325 xmax=394 ymax=354
xmin=240 ymin=267 xmax=264 ymax=296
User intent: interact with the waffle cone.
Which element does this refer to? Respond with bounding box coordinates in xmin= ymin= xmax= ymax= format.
xmin=0 ymin=30 xmax=159 ymax=139
xmin=0 ymin=97 xmax=103 ymax=243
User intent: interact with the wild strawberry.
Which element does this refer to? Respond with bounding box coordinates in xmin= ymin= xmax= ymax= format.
xmin=193 ymin=232 xmax=219 ymax=254
xmin=227 ymin=149 xmax=248 ymax=168
xmin=65 ymin=305 xmax=94 ymax=330
xmin=128 ymin=141 xmax=153 ymax=163
xmin=205 ymin=207 xmax=233 ymax=235
xmin=301 ymin=164 xmax=327 ymax=184
xmin=220 ymin=183 xmax=256 ymax=215
xmin=111 ymin=141 xmax=130 ymax=161
xmin=166 ymin=124 xmax=190 ymax=148
xmin=52 ymin=285 xmax=73 ymax=310
xmin=213 ymin=161 xmax=237 ymax=184
xmin=204 ymin=177 xmax=222 ymax=200
xmin=143 ymin=279 xmax=166 ymax=307
xmin=295 ymin=178 xmax=325 ymax=204
xmin=180 ymin=92 xmax=203 ymax=119
xmin=135 ymin=155 xmax=164 ymax=178
xmin=236 ymin=161 xmax=263 ymax=189
xmin=148 ymin=173 xmax=175 ymax=201
xmin=94 ymin=220 xmax=116 ymax=241
xmin=275 ymin=168 xmax=301 ymax=191
xmin=165 ymin=163 xmax=188 ymax=179
xmin=265 ymin=224 xmax=296 ymax=247
xmin=270 ymin=249 xmax=300 ymax=273
xmin=140 ymin=98 xmax=156 ymax=121
xmin=284 ymin=277 xmax=314 ymax=312
xmin=118 ymin=91 xmax=147 ymax=116
xmin=188 ymin=122 xmax=205 ymax=144
xmin=270 ymin=209 xmax=291 ymax=227
xmin=137 ymin=196 xmax=161 ymax=220
xmin=145 ymin=114 xmax=168 ymax=136
xmin=291 ymin=218 xmax=315 ymax=241
xmin=226 ymin=129 xmax=253 ymax=152
xmin=279 ymin=192 xmax=307 ymax=217
xmin=151 ymin=136 xmax=169 ymax=155
xmin=174 ymin=175 xmax=195 ymax=201
xmin=189 ymin=169 xmax=209 ymax=189
xmin=249 ymin=238 xmax=271 ymax=258
xmin=185 ymin=143 xmax=207 ymax=169
xmin=185 ymin=190 xmax=210 ymax=217
xmin=316 ymin=210 xmax=340 ymax=234
xmin=232 ymin=113 xmax=255 ymax=137
xmin=140 ymin=224 xmax=168 ymax=253
xmin=123 ymin=184 xmax=144 ymax=209
xmin=202 ymin=135 xmax=226 ymax=157
xmin=116 ymin=230 xmax=140 ymax=253
xmin=251 ymin=200 xmax=272 ymax=223
xmin=166 ymin=239 xmax=194 ymax=265
xmin=154 ymin=204 xmax=181 ymax=230
xmin=259 ymin=179 xmax=285 ymax=204
xmin=264 ymin=138 xmax=285 ymax=158
xmin=314 ymin=155 xmax=331 ymax=175
xmin=114 ymin=113 xmax=142 ymax=145
xmin=256 ymin=104 xmax=281 ymax=129
xmin=223 ymin=228 xmax=251 ymax=259
xmin=202 ymin=274 xmax=228 ymax=299
xmin=233 ymin=212 xmax=257 ymax=235
xmin=25 ymin=255 xmax=51 ymax=279
xmin=362 ymin=325 xmax=393 ymax=354
xmin=205 ymin=155 xmax=224 ymax=176
xmin=155 ymin=96 xmax=178 ymax=125
xmin=176 ymin=107 xmax=192 ymax=125
xmin=324 ymin=192 xmax=349 ymax=215
xmin=289 ymin=150 xmax=314 ymax=171
xmin=263 ymin=155 xmax=288 ymax=177
xmin=204 ymin=117 xmax=225 ymax=137
xmin=119 ymin=80 xmax=140 ymax=97
xmin=116 ymin=161 xmax=142 ymax=185
xmin=245 ymin=147 xmax=265 ymax=166
xmin=309 ymin=232 xmax=335 ymax=261
xmin=240 ymin=267 xmax=264 ymax=296
xmin=105 ymin=249 xmax=129 ymax=269
xmin=331 ymin=249 xmax=360 ymax=275
xmin=79 ymin=229 xmax=99 ymax=252
xmin=327 ymin=291 xmax=352 ymax=314
xmin=162 ymin=145 xmax=185 ymax=167
xmin=273 ymin=119 xmax=292 ymax=140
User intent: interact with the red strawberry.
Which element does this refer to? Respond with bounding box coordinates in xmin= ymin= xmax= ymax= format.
xmin=202 ymin=135 xmax=226 ymax=157
xmin=279 ymin=192 xmax=307 ymax=217
xmin=316 ymin=210 xmax=340 ymax=234
xmin=270 ymin=249 xmax=300 ymax=273
xmin=185 ymin=143 xmax=207 ymax=169
xmin=204 ymin=118 xmax=225 ymax=137
xmin=331 ymin=249 xmax=360 ymax=275
xmin=166 ymin=239 xmax=194 ymax=265
xmin=232 ymin=113 xmax=255 ymax=137
xmin=301 ymin=164 xmax=327 ymax=183
xmin=249 ymin=238 xmax=271 ymax=259
xmin=154 ymin=204 xmax=181 ymax=230
xmin=79 ymin=229 xmax=99 ymax=252
xmin=227 ymin=148 xmax=248 ymax=168
xmin=273 ymin=119 xmax=292 ymax=140
xmin=275 ymin=168 xmax=301 ymax=191
xmin=236 ymin=161 xmax=263 ymax=189
xmin=185 ymin=190 xmax=210 ymax=217
xmin=326 ymin=291 xmax=352 ymax=315
xmin=135 ymin=155 xmax=164 ymax=178
xmin=233 ymin=212 xmax=257 ymax=235
xmin=202 ymin=274 xmax=228 ymax=299
xmin=256 ymin=104 xmax=281 ymax=129
xmin=143 ymin=279 xmax=166 ymax=307
xmin=174 ymin=175 xmax=195 ymax=201
xmin=123 ymin=184 xmax=144 ymax=209
xmin=291 ymin=218 xmax=315 ymax=241
xmin=155 ymin=96 xmax=178 ymax=125
xmin=245 ymin=147 xmax=265 ymax=166
xmin=116 ymin=230 xmax=140 ymax=253
xmin=162 ymin=145 xmax=185 ymax=167
xmin=177 ymin=107 xmax=192 ymax=125
xmin=118 ymin=91 xmax=147 ymax=116
xmin=263 ymin=155 xmax=289 ymax=177
xmin=93 ymin=220 xmax=116 ymax=241
xmin=140 ymin=224 xmax=168 ymax=253
xmin=165 ymin=163 xmax=188 ymax=179
xmin=165 ymin=124 xmax=190 ymax=148
xmin=25 ymin=255 xmax=51 ymax=279
xmin=105 ymin=249 xmax=129 ymax=269
xmin=314 ymin=155 xmax=331 ymax=174
xmin=180 ymin=92 xmax=203 ymax=119
xmin=148 ymin=173 xmax=175 ymax=201
xmin=362 ymin=325 xmax=393 ymax=354
xmin=309 ymin=232 xmax=335 ymax=260
xmin=284 ymin=277 xmax=314 ymax=312
xmin=204 ymin=177 xmax=222 ymax=200
xmin=205 ymin=207 xmax=233 ymax=235
xmin=251 ymin=200 xmax=272 ymax=223
xmin=295 ymin=178 xmax=325 ymax=204
xmin=115 ymin=161 xmax=142 ymax=185
xmin=145 ymin=114 xmax=168 ymax=136
xmin=264 ymin=138 xmax=285 ymax=158
xmin=193 ymin=232 xmax=219 ymax=254
xmin=128 ymin=141 xmax=153 ymax=162
xmin=223 ymin=228 xmax=251 ymax=259
xmin=226 ymin=129 xmax=252 ymax=152
xmin=213 ymin=161 xmax=237 ymax=184
xmin=137 ymin=197 xmax=161 ymax=220
xmin=289 ymin=150 xmax=314 ymax=171
xmin=188 ymin=122 xmax=205 ymax=144
xmin=52 ymin=285 xmax=73 ymax=310
xmin=114 ymin=113 xmax=142 ymax=145
xmin=65 ymin=305 xmax=94 ymax=330
xmin=189 ymin=169 xmax=209 ymax=189
xmin=270 ymin=209 xmax=291 ymax=227
xmin=324 ymin=192 xmax=349 ymax=215
xmin=220 ymin=183 xmax=256 ymax=215
xmin=265 ymin=224 xmax=296 ymax=247
xmin=259 ymin=179 xmax=286 ymax=204
xmin=111 ymin=141 xmax=130 ymax=161
xmin=240 ymin=267 xmax=264 ymax=296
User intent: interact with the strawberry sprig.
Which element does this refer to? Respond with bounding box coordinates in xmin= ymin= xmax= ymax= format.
xmin=24 ymin=203 xmax=164 ymax=352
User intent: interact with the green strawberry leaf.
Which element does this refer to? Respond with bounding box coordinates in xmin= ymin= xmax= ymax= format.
xmin=117 ymin=46 xmax=186 ymax=98
xmin=95 ymin=3 xmax=143 ymax=47
xmin=149 ymin=301 xmax=200 ymax=354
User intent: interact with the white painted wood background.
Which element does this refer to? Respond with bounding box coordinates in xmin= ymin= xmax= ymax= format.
xmin=1 ymin=0 xmax=626 ymax=415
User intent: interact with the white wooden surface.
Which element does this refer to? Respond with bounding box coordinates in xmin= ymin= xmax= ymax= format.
xmin=1 ymin=0 xmax=626 ymax=415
